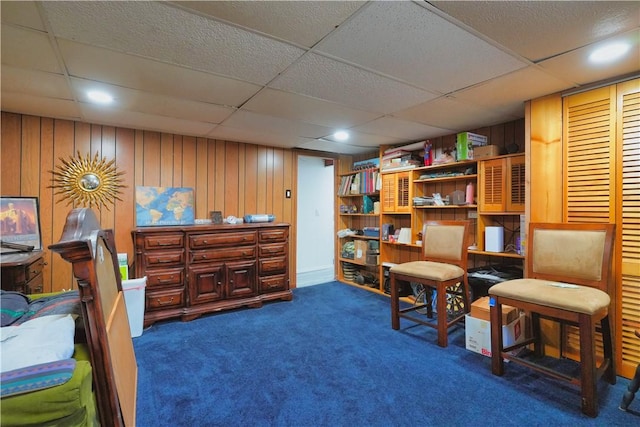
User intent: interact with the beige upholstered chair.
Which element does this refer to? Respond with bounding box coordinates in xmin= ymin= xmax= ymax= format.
xmin=489 ymin=222 xmax=615 ymax=418
xmin=390 ymin=220 xmax=470 ymax=347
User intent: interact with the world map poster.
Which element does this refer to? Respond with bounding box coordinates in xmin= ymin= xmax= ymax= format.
xmin=135 ymin=187 xmax=194 ymax=226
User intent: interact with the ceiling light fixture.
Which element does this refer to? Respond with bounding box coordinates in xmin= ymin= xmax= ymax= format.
xmin=589 ymin=42 xmax=631 ymax=64
xmin=87 ymin=90 xmax=114 ymax=104
xmin=333 ymin=130 xmax=349 ymax=141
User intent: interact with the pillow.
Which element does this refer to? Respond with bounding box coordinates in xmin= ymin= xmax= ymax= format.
xmin=14 ymin=290 xmax=81 ymax=325
xmin=0 ymin=291 xmax=30 ymax=326
xmin=0 ymin=314 xmax=76 ymax=373
xmin=0 ymin=358 xmax=76 ymax=398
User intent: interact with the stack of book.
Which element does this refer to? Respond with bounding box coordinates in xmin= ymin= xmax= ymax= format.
xmin=337 ymin=170 xmax=381 ymax=195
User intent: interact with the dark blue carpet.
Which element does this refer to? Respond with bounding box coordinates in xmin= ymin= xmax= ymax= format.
xmin=133 ymin=281 xmax=638 ymax=426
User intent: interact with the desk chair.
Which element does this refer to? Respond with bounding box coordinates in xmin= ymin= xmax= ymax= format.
xmin=489 ymin=222 xmax=615 ymax=417
xmin=390 ymin=220 xmax=470 ymax=348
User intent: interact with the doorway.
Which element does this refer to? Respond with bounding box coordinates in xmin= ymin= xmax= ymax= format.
xmin=296 ymin=155 xmax=335 ymax=287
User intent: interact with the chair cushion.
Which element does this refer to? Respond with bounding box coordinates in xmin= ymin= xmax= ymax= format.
xmin=390 ymin=261 xmax=464 ymax=281
xmin=489 ymin=279 xmax=610 ymax=315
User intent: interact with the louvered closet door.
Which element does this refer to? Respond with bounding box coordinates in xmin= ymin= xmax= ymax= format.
xmin=563 ymin=85 xmax=616 ymax=362
xmin=381 ymin=174 xmax=396 ymax=213
xmin=617 ymin=78 xmax=640 ymax=379
xmin=479 ymin=158 xmax=505 ymax=212
xmin=507 ymin=156 xmax=525 ymax=212
xmin=395 ymin=172 xmax=411 ymax=213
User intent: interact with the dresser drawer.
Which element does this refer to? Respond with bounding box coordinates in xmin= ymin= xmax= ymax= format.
xmin=259 ymin=256 xmax=287 ymax=276
xmin=189 ymin=231 xmax=256 ymax=249
xmin=258 ymin=243 xmax=287 ymax=257
xmin=143 ymin=233 xmax=184 ymax=250
xmin=146 ymin=288 xmax=184 ymax=311
xmin=259 ymin=228 xmax=288 ymax=243
xmin=145 ymin=268 xmax=184 ymax=288
xmin=26 ymin=258 xmax=44 ymax=281
xmin=144 ymin=250 xmax=185 ymax=267
xmin=259 ymin=274 xmax=288 ymax=293
xmin=190 ymin=246 xmax=256 ymax=263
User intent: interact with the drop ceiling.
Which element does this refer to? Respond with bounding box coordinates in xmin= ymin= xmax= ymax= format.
xmin=2 ymin=1 xmax=639 ymax=155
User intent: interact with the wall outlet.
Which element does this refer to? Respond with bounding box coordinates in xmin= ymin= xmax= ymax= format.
xmin=468 ymin=211 xmax=478 ymax=219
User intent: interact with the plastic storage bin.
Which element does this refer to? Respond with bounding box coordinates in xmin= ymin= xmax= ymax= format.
xmin=122 ymin=277 xmax=147 ymax=338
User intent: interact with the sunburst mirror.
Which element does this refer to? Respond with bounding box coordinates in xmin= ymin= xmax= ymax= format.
xmin=50 ymin=151 xmax=125 ymax=210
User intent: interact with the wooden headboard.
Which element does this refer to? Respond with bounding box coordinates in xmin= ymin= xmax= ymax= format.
xmin=49 ymin=208 xmax=137 ymax=426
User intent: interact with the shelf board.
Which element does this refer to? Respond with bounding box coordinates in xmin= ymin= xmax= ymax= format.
xmin=380 ymin=241 xmax=421 ymax=248
xmin=338 ymin=257 xmax=379 ymax=267
xmin=339 ymin=213 xmax=379 ymax=217
xmin=338 ymin=168 xmax=379 ymax=177
xmin=338 ymin=192 xmax=380 ymax=197
xmin=413 ymin=159 xmax=477 ymax=173
xmin=339 ymin=235 xmax=379 ymax=240
xmin=477 ymin=211 xmax=524 ymax=215
xmin=414 ymin=205 xmax=477 ymax=209
xmin=469 ymin=250 xmax=524 ymax=259
xmin=414 ymin=174 xmax=477 ymax=183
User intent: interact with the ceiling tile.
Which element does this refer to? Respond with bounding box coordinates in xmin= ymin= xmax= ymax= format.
xmin=42 ymin=1 xmax=305 ymax=85
xmin=58 ymin=40 xmax=261 ymax=107
xmin=394 ymin=97 xmax=518 ymax=131
xmin=221 ymin=110 xmax=332 ymax=139
xmin=1 ymin=25 xmax=61 ymax=73
xmin=170 ymin=1 xmax=367 ymax=48
xmin=1 ymin=93 xmax=80 ymax=120
xmin=453 ymin=66 xmax=575 ymax=112
xmin=241 ymin=88 xmax=379 ymax=129
xmin=79 ymin=104 xmax=217 ymax=137
xmin=207 ymin=125 xmax=305 ymax=150
xmin=296 ymin=138 xmax=375 ymax=155
xmin=2 ymin=66 xmax=73 ymax=99
xmin=316 ymin=1 xmax=527 ymax=93
xmin=271 ymin=53 xmax=436 ymax=114
xmin=538 ymin=29 xmax=640 ymax=86
xmin=351 ymin=117 xmax=455 ymax=141
xmin=430 ymin=1 xmax=640 ymax=62
xmin=70 ymin=78 xmax=235 ymax=124
xmin=1 ymin=0 xmax=46 ymax=31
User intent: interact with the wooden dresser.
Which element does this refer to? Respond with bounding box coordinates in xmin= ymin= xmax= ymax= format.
xmin=0 ymin=251 xmax=45 ymax=294
xmin=132 ymin=223 xmax=291 ymax=326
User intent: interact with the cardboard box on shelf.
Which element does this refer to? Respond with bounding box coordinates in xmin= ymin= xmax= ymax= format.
xmin=473 ymin=145 xmax=500 ymax=159
xmin=354 ymin=240 xmax=368 ymax=262
xmin=470 ymin=296 xmax=519 ymax=324
xmin=465 ymin=313 xmax=527 ymax=357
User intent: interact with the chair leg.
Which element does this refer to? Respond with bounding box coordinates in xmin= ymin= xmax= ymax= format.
xmin=531 ymin=312 xmax=543 ymax=357
xmin=436 ymin=283 xmax=448 ymax=347
xmin=620 ymin=362 xmax=640 ymax=411
xmin=579 ymin=314 xmax=598 ymax=418
xmin=600 ymin=315 xmax=616 ymax=385
xmin=490 ymin=298 xmax=505 ymax=376
xmin=390 ymin=273 xmax=400 ymax=330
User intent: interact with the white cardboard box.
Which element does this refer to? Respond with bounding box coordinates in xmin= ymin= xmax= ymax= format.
xmin=465 ymin=313 xmax=526 ymax=357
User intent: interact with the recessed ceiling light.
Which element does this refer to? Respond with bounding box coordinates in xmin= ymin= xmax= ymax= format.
xmin=87 ymin=90 xmax=114 ymax=104
xmin=589 ymin=42 xmax=631 ymax=64
xmin=333 ymin=130 xmax=349 ymax=141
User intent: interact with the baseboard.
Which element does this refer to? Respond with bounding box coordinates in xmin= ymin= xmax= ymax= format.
xmin=296 ymin=266 xmax=335 ymax=287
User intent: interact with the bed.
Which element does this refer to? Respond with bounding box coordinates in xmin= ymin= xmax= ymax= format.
xmin=0 ymin=208 xmax=137 ymax=426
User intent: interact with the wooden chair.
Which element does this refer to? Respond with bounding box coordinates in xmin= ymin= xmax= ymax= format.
xmin=620 ymin=329 xmax=640 ymax=411
xmin=489 ymin=222 xmax=615 ymax=418
xmin=49 ymin=208 xmax=138 ymax=426
xmin=390 ymin=220 xmax=470 ymax=347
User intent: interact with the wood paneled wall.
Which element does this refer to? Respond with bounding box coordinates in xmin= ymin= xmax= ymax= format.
xmin=1 ymin=112 xmax=296 ymax=292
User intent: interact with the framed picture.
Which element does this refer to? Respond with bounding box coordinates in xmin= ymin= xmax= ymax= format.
xmin=0 ymin=197 xmax=42 ymax=252
xmin=210 ymin=211 xmax=223 ymax=225
xmin=135 ymin=187 xmax=195 ymax=226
